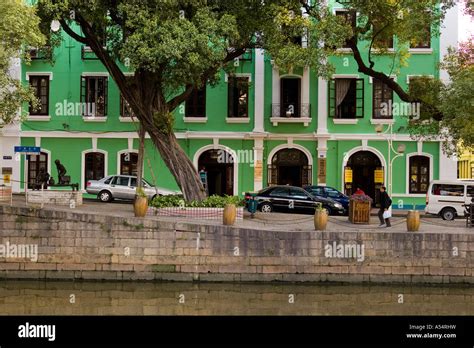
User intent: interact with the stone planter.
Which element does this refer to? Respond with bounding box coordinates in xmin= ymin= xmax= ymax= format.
xmin=134 ymin=196 xmax=148 ymax=217
xmin=223 ymin=204 xmax=237 ymax=226
xmin=27 ymin=190 xmax=82 ymax=206
xmin=314 ymin=209 xmax=328 ymax=231
xmin=348 ymin=200 xmax=371 ymax=224
xmin=406 ymin=210 xmax=421 ymax=231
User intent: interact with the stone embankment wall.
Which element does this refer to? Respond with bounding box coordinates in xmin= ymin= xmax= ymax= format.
xmin=0 ymin=205 xmax=472 ymax=283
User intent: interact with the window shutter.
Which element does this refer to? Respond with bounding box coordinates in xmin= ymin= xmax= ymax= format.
xmin=355 ymin=78 xmax=364 ymax=118
xmin=302 ymin=165 xmax=312 ymax=186
xmin=103 ymin=77 xmax=108 ymax=116
xmin=80 ymin=77 xmax=86 ymax=116
xmin=267 ymin=164 xmax=277 ymax=186
xmin=328 ymin=79 xmax=336 ymax=118
xmin=227 ymin=76 xmax=234 ymax=118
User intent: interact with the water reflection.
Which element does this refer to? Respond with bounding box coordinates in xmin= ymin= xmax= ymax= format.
xmin=0 ymin=280 xmax=472 ymax=315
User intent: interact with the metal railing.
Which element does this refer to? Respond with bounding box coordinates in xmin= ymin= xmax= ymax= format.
xmin=271 ymin=103 xmax=311 ymax=118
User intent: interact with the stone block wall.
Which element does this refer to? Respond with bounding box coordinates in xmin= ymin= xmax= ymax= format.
xmin=26 ymin=190 xmax=83 ymax=206
xmin=0 ymin=204 xmax=472 ymax=283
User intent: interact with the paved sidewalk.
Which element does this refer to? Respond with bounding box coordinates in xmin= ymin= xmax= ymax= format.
xmin=4 ymin=194 xmax=471 ymax=234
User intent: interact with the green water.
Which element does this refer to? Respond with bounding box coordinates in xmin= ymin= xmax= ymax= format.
xmin=0 ymin=280 xmax=472 ymax=315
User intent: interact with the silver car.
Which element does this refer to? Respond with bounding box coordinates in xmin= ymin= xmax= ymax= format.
xmin=86 ymin=175 xmax=180 ymax=202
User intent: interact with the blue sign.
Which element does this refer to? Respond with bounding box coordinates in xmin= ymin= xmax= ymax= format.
xmin=14 ymin=146 xmax=40 ymax=154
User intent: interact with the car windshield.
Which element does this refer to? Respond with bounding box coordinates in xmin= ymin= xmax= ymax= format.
xmin=130 ymin=177 xmax=154 ymax=187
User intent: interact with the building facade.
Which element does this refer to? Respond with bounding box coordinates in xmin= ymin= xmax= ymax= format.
xmin=15 ymin=2 xmax=459 ymax=208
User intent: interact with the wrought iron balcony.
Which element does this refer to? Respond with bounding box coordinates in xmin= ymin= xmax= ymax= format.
xmin=271 ymin=103 xmax=311 ymax=118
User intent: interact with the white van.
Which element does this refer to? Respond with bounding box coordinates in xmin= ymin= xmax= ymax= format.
xmin=425 ymin=180 xmax=474 ymax=220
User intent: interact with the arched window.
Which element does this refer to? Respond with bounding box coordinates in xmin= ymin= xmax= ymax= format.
xmin=120 ymin=152 xmax=138 ymax=176
xmin=409 ymin=156 xmax=430 ymax=193
xmin=84 ymin=152 xmax=105 ymax=187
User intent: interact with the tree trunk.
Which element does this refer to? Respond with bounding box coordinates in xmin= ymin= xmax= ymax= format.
xmin=135 ymin=123 xmax=145 ymax=194
xmin=147 ymin=128 xmax=206 ymax=201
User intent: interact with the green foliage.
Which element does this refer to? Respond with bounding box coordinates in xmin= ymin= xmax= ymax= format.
xmin=0 ymin=0 xmax=45 ymax=127
xmin=151 ymin=194 xmax=244 ymax=208
xmin=135 ymin=186 xmax=147 ymax=198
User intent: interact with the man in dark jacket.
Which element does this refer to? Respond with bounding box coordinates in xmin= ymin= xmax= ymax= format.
xmin=378 ymin=186 xmax=392 ymax=227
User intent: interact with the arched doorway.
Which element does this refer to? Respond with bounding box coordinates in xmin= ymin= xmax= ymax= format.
xmin=344 ymin=150 xmax=384 ymax=204
xmin=198 ymin=149 xmax=234 ymax=196
xmin=84 ymin=152 xmax=105 ymax=187
xmin=268 ymin=148 xmax=311 ymax=187
xmin=27 ymin=151 xmax=49 ymax=189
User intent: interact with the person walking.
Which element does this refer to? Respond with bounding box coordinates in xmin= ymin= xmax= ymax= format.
xmin=378 ymin=186 xmax=392 ymax=227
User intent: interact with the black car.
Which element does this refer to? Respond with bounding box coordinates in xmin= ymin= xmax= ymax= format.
xmin=246 ymin=185 xmax=345 ymax=215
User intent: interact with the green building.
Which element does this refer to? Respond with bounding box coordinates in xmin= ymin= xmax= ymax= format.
xmin=9 ymin=1 xmax=459 ymax=209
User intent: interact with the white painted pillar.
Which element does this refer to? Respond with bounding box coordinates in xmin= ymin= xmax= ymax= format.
xmin=317 ymin=138 xmax=328 ymax=186
xmin=439 ymin=3 xmax=459 ymax=83
xmin=439 ymin=143 xmax=458 ymax=180
xmin=253 ymin=48 xmax=265 ymax=133
xmin=253 ymin=138 xmax=264 ymax=192
xmin=317 ymin=77 xmax=328 ymax=135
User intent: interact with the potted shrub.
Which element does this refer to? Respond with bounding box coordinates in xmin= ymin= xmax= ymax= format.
xmin=314 ymin=203 xmax=328 ymax=231
xmin=348 ymin=194 xmax=373 ymax=224
xmin=134 ymin=187 xmax=148 ymax=217
xmin=406 ymin=203 xmax=421 ymax=232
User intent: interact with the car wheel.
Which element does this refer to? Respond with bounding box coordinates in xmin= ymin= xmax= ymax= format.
xmin=440 ymin=207 xmax=456 ymax=221
xmin=324 ymin=206 xmax=332 ymax=215
xmin=260 ymin=203 xmax=273 ymax=213
xmin=98 ymin=190 xmax=113 ymax=203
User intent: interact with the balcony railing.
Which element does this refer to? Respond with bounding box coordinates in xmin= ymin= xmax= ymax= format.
xmin=271 ymin=103 xmax=311 ymax=118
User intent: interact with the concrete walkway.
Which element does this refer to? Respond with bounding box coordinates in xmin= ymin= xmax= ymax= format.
xmin=4 ymin=194 xmax=471 ymax=234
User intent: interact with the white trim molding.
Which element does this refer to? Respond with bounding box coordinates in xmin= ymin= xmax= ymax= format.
xmin=333 ymin=119 xmax=359 ymax=125
xmin=331 ymin=74 xmax=360 ymax=79
xmin=405 ymin=152 xmax=434 ymax=195
xmin=270 ymin=117 xmax=311 ymax=127
xmin=116 ymin=149 xmax=140 ymax=175
xmin=81 ymin=72 xmax=110 ymax=78
xmin=183 ymin=117 xmax=207 ymax=123
xmin=82 ymin=116 xmax=107 ymax=122
xmin=25 ymin=72 xmax=53 ymax=80
xmin=193 ymin=144 xmax=238 ymax=196
xmin=81 ymin=148 xmax=108 ymax=191
xmin=26 ymin=115 xmax=51 ymax=121
xmin=370 ymin=118 xmax=395 ymax=125
xmin=267 ymin=143 xmax=314 ymax=166
xmin=408 ymin=48 xmax=433 ymax=54
xmin=226 ymin=117 xmax=250 ymax=124
xmin=224 ymin=72 xmax=252 ymax=83
xmin=119 ymin=116 xmax=138 ymax=123
xmin=341 ymin=146 xmax=387 ymax=192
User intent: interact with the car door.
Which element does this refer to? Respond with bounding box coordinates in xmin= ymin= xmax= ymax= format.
xmin=268 ymin=187 xmax=290 ymax=211
xmin=290 ymin=187 xmax=315 ymax=212
xmin=113 ymin=176 xmax=131 ymax=199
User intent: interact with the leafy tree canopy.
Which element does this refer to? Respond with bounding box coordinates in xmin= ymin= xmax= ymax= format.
xmin=0 ymin=0 xmax=45 ymax=127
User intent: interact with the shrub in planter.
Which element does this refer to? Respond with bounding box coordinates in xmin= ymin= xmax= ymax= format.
xmin=314 ymin=203 xmax=328 ymax=231
xmin=151 ymin=194 xmax=244 ymax=209
xmin=348 ymin=194 xmax=373 ymax=224
xmin=134 ymin=187 xmax=148 ymax=217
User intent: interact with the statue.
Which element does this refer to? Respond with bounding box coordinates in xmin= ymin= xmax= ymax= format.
xmin=55 ymin=159 xmax=70 ymax=185
xmin=34 ymin=168 xmax=50 ymax=190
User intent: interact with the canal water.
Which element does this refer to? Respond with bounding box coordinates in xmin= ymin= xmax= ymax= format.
xmin=0 ymin=280 xmax=473 ymax=315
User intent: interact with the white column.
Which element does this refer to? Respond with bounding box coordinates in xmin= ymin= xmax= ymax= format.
xmin=253 ymin=48 xmax=265 ymax=133
xmin=317 ymin=138 xmax=328 ymax=186
xmin=253 ymin=138 xmax=264 ymax=191
xmin=317 ymin=77 xmax=328 ymax=134
xmin=439 ymin=143 xmax=458 ymax=180
xmin=439 ymin=3 xmax=459 ymax=82
xmin=302 ymin=67 xmax=310 ymax=106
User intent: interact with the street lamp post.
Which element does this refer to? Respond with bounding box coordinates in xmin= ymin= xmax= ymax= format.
xmin=375 ymin=124 xmax=405 ymax=195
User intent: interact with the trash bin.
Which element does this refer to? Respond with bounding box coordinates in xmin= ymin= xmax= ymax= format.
xmin=245 ymin=192 xmax=258 ymax=218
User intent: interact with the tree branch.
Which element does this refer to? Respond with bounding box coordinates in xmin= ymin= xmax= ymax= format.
xmin=167 ymin=46 xmax=248 ymax=111
xmin=347 ymin=37 xmax=444 ymax=121
xmin=59 ymin=19 xmax=89 ymax=45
